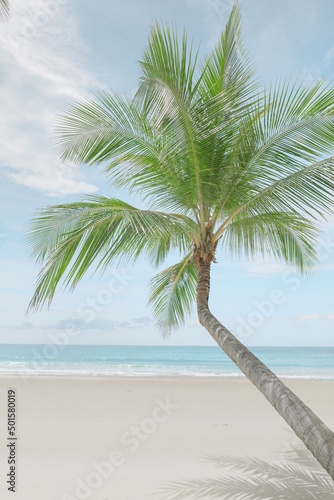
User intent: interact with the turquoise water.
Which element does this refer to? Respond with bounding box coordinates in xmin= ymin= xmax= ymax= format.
xmin=0 ymin=344 xmax=333 ymax=379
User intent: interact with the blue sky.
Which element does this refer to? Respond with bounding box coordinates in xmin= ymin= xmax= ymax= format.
xmin=1 ymin=0 xmax=334 ymax=346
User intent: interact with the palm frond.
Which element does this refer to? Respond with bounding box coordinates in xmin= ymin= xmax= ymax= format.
xmin=139 ymin=20 xmax=199 ymax=102
xmin=26 ymin=196 xmax=196 ymax=310
xmin=136 ymin=21 xmax=207 ymax=231
xmin=214 ymin=155 xmax=334 ymax=246
xmin=213 ymin=79 xmax=334 ymax=223
xmin=222 ymin=211 xmax=318 ymax=272
xmin=196 ymin=4 xmax=256 ymax=104
xmin=55 ymin=91 xmax=202 ymax=217
xmin=149 ymin=255 xmax=197 ymax=336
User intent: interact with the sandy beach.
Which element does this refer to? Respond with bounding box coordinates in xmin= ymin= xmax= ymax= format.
xmin=0 ymin=376 xmax=334 ymax=500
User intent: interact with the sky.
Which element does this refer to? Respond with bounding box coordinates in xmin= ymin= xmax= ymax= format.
xmin=1 ymin=0 xmax=334 ymax=346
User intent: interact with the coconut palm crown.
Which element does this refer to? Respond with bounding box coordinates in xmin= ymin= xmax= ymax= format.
xmin=27 ymin=5 xmax=334 ymax=479
xmin=27 ymin=8 xmax=334 ymax=325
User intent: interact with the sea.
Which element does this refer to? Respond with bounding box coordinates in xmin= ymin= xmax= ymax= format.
xmin=0 ymin=344 xmax=333 ymax=380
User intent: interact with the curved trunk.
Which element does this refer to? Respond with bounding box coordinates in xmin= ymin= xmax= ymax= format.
xmin=196 ymin=259 xmax=334 ymax=480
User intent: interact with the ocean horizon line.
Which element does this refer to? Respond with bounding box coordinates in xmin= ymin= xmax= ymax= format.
xmin=1 ymin=343 xmax=334 ymax=348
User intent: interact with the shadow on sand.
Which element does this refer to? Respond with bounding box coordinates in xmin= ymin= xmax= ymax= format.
xmin=155 ymin=446 xmax=334 ymax=499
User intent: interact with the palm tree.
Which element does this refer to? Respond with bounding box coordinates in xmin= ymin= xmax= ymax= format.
xmin=0 ymin=0 xmax=9 ymax=20
xmin=26 ymin=5 xmax=334 ymax=479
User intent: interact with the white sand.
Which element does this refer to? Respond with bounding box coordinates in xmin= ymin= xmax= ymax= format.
xmin=0 ymin=376 xmax=333 ymax=499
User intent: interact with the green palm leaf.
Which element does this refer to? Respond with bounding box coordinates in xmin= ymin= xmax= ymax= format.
xmin=214 ymin=156 xmax=334 ymax=244
xmin=26 ymin=196 xmax=197 ymax=310
xmin=212 ymin=80 xmax=334 ymax=226
xmin=56 ymin=91 xmax=202 ymax=218
xmin=149 ymin=255 xmax=198 ymax=335
xmin=136 ymin=21 xmax=207 ymax=231
xmin=222 ymin=212 xmax=318 ymax=272
xmin=196 ymin=4 xmax=256 ymax=103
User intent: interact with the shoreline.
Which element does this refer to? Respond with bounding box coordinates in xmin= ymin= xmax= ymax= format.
xmin=1 ymin=345 xmax=333 ymax=383
xmin=1 ymin=372 xmax=334 ymax=381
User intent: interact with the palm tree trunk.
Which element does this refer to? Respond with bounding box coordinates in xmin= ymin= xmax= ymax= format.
xmin=196 ymin=258 xmax=334 ymax=480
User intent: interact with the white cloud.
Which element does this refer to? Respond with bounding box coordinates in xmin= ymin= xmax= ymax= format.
xmin=293 ymin=313 xmax=334 ymax=323
xmin=0 ymin=315 xmax=152 ymax=332
xmin=241 ymin=257 xmax=290 ymax=276
xmin=0 ymin=0 xmax=100 ymax=196
xmin=241 ymin=257 xmax=334 ymax=277
xmin=10 ymin=164 xmax=98 ymax=197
